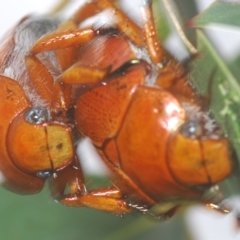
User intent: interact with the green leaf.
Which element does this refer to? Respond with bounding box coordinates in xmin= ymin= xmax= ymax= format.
xmin=190 ymin=29 xmax=240 ymax=187
xmin=189 ymin=2 xmax=240 ymax=29
xmin=0 ymin=184 xmax=189 ymax=240
xmin=153 ymin=0 xmax=171 ymax=42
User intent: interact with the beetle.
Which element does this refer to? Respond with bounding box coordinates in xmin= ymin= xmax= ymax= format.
xmin=0 ymin=0 xmax=233 ymax=218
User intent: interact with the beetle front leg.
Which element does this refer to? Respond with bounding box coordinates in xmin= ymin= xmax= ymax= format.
xmin=61 ymin=187 xmax=130 ymax=214
xmin=49 ymin=156 xmax=86 ymax=201
xmin=30 ymin=1 xmax=105 ymax=55
xmin=49 ymin=156 xmax=130 ymax=214
xmin=25 ymin=55 xmax=72 ymax=113
xmin=30 ymin=28 xmax=96 ymax=55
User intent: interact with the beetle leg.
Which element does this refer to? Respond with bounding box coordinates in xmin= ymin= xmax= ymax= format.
xmin=25 ymin=55 xmax=54 ymax=106
xmin=48 ymin=2 xmax=104 ymax=72
xmin=31 ymin=2 xmax=101 ymax=71
xmin=49 ymin=156 xmax=130 ymax=214
xmin=49 ymin=156 xmax=86 ymax=200
xmin=30 ymin=1 xmax=104 ymax=56
xmin=93 ymin=0 xmax=144 ymax=47
xmin=61 ymin=188 xmax=130 ymax=214
xmin=61 ymin=63 xmax=111 ymax=85
xmin=30 ymin=28 xmax=95 ymax=55
xmin=141 ymin=1 xmax=164 ymax=65
xmin=140 ymin=2 xmax=196 ymax=94
xmin=25 ymin=55 xmax=68 ymax=113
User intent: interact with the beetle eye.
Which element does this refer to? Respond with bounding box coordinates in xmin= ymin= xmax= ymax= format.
xmin=36 ymin=171 xmax=52 ymax=179
xmin=180 ymin=120 xmax=202 ymax=138
xmin=25 ymin=108 xmax=50 ymax=124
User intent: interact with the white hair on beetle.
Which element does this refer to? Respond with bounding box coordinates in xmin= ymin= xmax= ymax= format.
xmin=1 ymin=16 xmax=61 ymax=108
xmin=129 ymin=41 xmax=160 ymax=86
xmin=181 ymin=102 xmax=221 ymax=139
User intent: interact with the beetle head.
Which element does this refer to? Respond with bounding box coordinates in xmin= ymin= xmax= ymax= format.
xmin=7 ymin=107 xmax=74 ymax=178
xmin=167 ymin=103 xmax=232 ymax=190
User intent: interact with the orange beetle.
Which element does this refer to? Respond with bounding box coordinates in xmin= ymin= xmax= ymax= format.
xmin=0 ymin=0 xmax=232 ymax=217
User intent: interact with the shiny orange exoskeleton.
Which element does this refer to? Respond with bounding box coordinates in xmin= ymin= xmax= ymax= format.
xmin=0 ymin=0 xmax=233 ymax=217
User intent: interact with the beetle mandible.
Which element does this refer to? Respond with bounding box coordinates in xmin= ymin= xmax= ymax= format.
xmin=0 ymin=0 xmax=232 ymax=217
